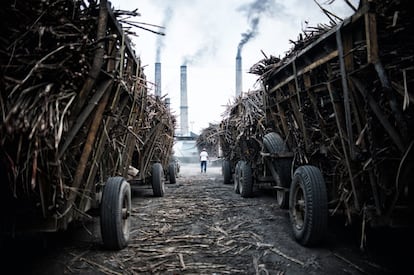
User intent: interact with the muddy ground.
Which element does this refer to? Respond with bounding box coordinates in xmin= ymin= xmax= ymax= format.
xmin=2 ymin=163 xmax=411 ymax=274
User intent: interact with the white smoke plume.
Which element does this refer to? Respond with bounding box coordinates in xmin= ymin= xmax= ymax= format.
xmin=237 ymin=0 xmax=280 ymax=57
xmin=182 ymin=44 xmax=216 ymax=66
xmin=156 ymin=6 xmax=173 ymax=62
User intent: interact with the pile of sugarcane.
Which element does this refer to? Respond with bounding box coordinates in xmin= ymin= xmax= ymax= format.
xmin=251 ymin=0 xmax=413 ymax=79
xmin=0 ymin=0 xmax=110 ymax=204
xmin=246 ymin=0 xmax=414 ymax=232
xmin=136 ymin=95 xmax=176 ymax=180
xmin=196 ymin=123 xmax=220 ymax=157
xmin=0 ymin=0 xmax=175 ymax=223
xmin=249 ymin=1 xmax=357 ymax=77
xmin=219 ymin=89 xmax=267 ymax=164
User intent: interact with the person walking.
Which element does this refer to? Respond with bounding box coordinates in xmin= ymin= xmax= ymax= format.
xmin=199 ymin=148 xmax=209 ymax=173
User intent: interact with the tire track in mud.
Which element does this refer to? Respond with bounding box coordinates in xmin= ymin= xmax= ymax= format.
xmin=110 ymin=164 xmax=379 ymax=275
xmin=4 ymin=164 xmax=392 ymax=275
xmin=126 ymin=170 xmax=295 ymax=274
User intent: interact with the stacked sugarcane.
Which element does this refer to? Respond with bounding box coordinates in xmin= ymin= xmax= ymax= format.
xmin=249 ymin=1 xmax=351 ymax=78
xmin=196 ymin=123 xmax=220 ymax=157
xmin=0 ymin=0 xmax=170 ymax=224
xmin=0 ymin=0 xmax=104 ymax=212
xmin=247 ymin=0 xmax=414 ymax=229
xmin=135 ymin=94 xmax=176 ymax=180
xmin=250 ymin=22 xmax=337 ymax=77
xmin=219 ymin=89 xmax=267 ymax=165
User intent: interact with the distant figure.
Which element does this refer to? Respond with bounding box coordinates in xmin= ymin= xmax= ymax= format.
xmin=199 ymin=148 xmax=209 ymax=173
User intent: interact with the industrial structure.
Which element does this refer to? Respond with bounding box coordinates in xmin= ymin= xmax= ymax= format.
xmin=180 ymin=65 xmax=189 ymax=137
xmin=235 ymin=50 xmax=243 ymax=97
xmin=154 ymin=62 xmax=161 ymax=97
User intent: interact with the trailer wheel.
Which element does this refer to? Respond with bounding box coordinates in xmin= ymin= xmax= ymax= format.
xmin=289 ymin=165 xmax=328 ymax=246
xmin=263 ymin=132 xmax=291 ymax=209
xmin=239 ymin=161 xmax=253 ymax=198
xmin=222 ymin=159 xmax=232 ymax=185
xmin=234 ymin=161 xmax=241 ymax=194
xmin=168 ymin=163 xmax=176 ymax=184
xmin=152 ymin=163 xmax=165 ymax=197
xmin=100 ymin=176 xmax=131 ymax=250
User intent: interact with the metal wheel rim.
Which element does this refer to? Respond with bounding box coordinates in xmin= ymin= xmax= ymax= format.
xmin=121 ymin=194 xmax=131 ymax=235
xmin=239 ymin=170 xmax=244 ymax=194
xmin=234 ymin=178 xmax=239 ymax=192
xmin=234 ymin=164 xmax=239 ymax=192
xmin=276 ymin=190 xmax=284 ymax=206
xmin=292 ymin=184 xmax=305 ymax=230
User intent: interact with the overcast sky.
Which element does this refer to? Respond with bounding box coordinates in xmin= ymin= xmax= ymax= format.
xmin=110 ymin=0 xmax=358 ymax=135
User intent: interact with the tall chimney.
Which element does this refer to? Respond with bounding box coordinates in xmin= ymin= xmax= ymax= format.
xmin=235 ymin=49 xmax=242 ymax=97
xmin=180 ymin=65 xmax=189 ymax=136
xmin=154 ymin=62 xmax=161 ymax=97
xmin=165 ymin=97 xmax=171 ymax=110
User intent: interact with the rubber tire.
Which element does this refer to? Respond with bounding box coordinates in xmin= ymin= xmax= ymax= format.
xmin=222 ymin=159 xmax=232 ymax=185
xmin=289 ymin=165 xmax=328 ymax=246
xmin=234 ymin=161 xmax=241 ymax=194
xmin=239 ymin=161 xmax=253 ymax=198
xmin=168 ymin=163 xmax=176 ymax=184
xmin=152 ymin=163 xmax=165 ymax=197
xmin=263 ymin=132 xmax=291 ymax=209
xmin=100 ymin=176 xmax=131 ymax=250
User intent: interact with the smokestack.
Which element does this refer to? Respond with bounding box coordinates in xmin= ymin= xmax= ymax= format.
xmin=180 ymin=65 xmax=189 ymax=136
xmin=154 ymin=62 xmax=161 ymax=97
xmin=165 ymin=97 xmax=171 ymax=110
xmin=236 ymin=49 xmax=242 ymax=97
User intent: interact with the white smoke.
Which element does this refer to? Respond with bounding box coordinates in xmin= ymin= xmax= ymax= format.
xmin=237 ymin=0 xmax=281 ymax=56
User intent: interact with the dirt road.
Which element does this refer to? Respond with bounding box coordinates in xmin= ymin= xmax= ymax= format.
xmin=2 ymin=163 xmax=408 ymax=274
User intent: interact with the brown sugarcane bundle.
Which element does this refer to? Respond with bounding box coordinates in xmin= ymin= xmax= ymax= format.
xmin=0 ymin=0 xmax=147 ymax=220
xmin=136 ymin=94 xmax=176 ymax=178
xmin=196 ymin=123 xmax=220 ymax=157
xmin=219 ymin=89 xmax=266 ymax=164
